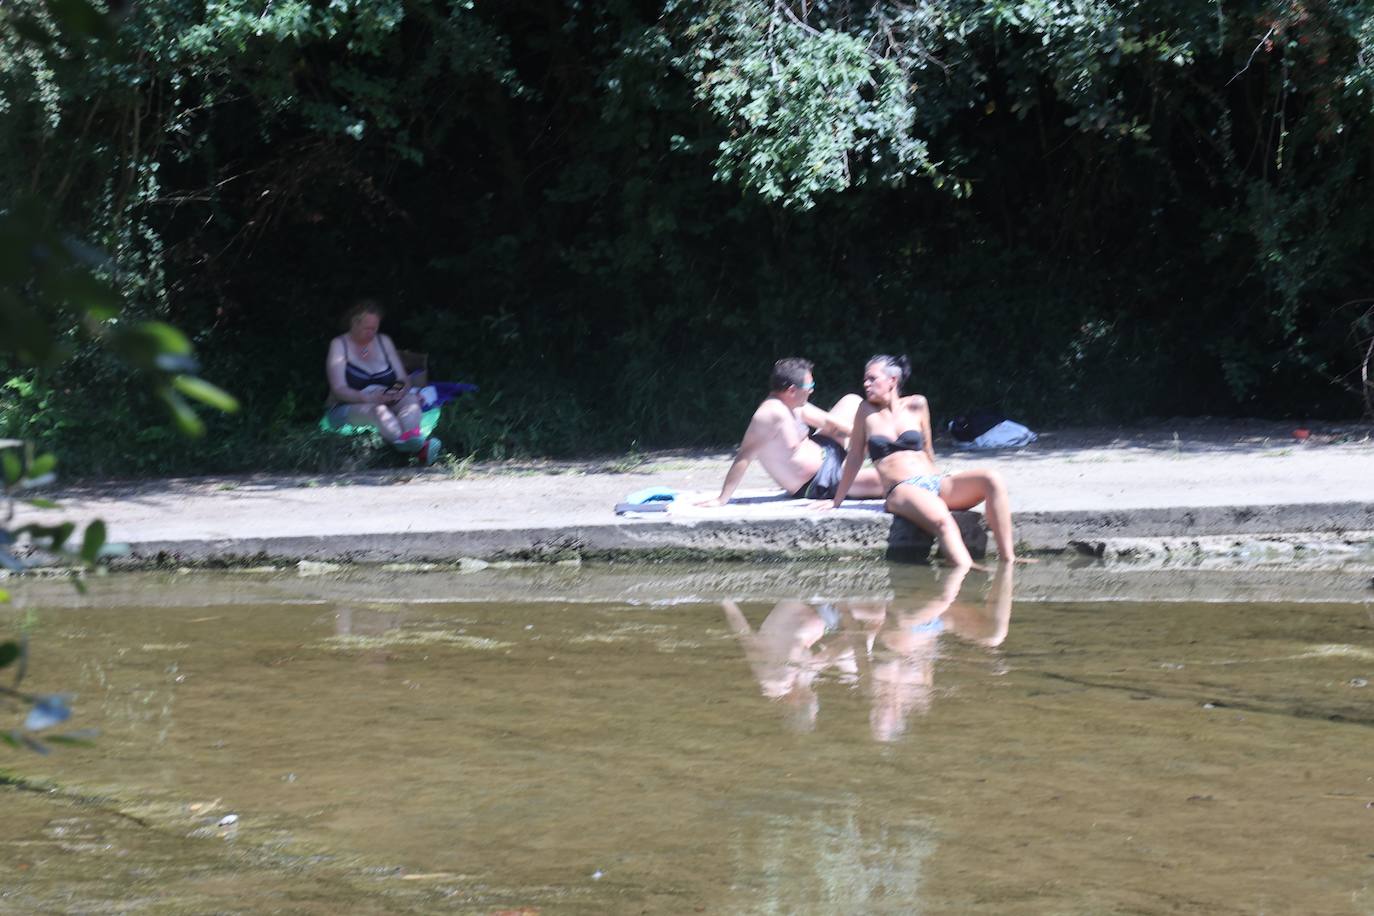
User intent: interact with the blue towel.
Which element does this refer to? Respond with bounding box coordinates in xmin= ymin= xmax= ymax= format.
xmin=623 ymin=486 xmax=677 ymax=505
xmin=417 ymin=382 xmax=479 ymax=411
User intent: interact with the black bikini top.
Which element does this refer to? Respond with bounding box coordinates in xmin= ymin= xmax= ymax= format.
xmin=342 ymin=338 xmax=398 ymax=391
xmin=868 ymin=429 xmax=925 ymax=462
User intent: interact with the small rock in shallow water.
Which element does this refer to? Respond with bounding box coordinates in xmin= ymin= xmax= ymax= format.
xmin=1351 ymin=678 xmax=1369 ymax=688
xmin=217 ymin=814 xmax=238 ymax=826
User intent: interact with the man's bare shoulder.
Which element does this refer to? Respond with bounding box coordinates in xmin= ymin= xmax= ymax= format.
xmin=748 ymin=397 xmax=792 ymax=425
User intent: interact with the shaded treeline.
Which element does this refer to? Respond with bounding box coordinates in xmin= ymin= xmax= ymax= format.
xmin=2 ymin=0 xmax=1373 ymax=474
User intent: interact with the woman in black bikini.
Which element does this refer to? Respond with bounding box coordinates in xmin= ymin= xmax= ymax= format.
xmin=324 ymin=301 xmax=437 ymax=462
xmin=829 ymin=354 xmax=1019 ymax=567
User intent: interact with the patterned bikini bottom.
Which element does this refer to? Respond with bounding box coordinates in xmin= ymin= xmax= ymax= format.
xmin=885 ymin=473 xmax=944 ymax=499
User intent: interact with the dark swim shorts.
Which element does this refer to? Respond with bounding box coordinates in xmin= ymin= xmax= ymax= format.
xmin=790 ymin=434 xmax=847 ymax=499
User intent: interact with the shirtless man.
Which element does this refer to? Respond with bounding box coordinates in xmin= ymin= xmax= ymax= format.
xmin=698 ymin=357 xmax=886 ymax=505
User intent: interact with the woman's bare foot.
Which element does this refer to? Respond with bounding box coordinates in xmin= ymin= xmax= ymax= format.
xmin=939 ymin=558 xmax=989 ymax=573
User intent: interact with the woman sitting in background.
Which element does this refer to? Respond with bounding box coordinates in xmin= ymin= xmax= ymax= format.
xmin=830 ymin=354 xmax=1020 ymax=567
xmin=324 ymin=300 xmax=440 ymax=464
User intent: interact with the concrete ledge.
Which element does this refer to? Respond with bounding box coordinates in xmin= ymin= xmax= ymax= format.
xmin=118 ymin=514 xmax=899 ymax=565
xmin=103 ymin=502 xmax=1374 ymax=567
xmin=1018 ymin=502 xmax=1374 ymax=545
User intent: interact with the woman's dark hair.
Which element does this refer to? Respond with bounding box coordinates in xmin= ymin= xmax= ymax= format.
xmin=867 ymin=354 xmax=911 ymax=390
xmin=342 ymin=299 xmax=384 ymax=331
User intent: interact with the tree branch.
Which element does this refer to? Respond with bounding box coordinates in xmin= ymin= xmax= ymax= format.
xmin=1226 ymin=26 xmax=1274 ymax=87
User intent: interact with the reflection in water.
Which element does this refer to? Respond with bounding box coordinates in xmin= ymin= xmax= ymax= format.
xmin=732 ymin=805 xmax=936 ymax=915
xmin=8 ymin=567 xmax=1374 ymax=914
xmin=725 ymin=565 xmax=1014 ymax=741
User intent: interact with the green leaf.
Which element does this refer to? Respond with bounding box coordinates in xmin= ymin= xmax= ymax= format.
xmin=52 ymin=521 xmax=75 ymax=551
xmin=28 ymin=453 xmax=57 ymax=479
xmin=0 ymin=290 xmax=61 ymax=368
xmin=0 ymin=589 xmax=9 ymax=604
xmin=0 ymin=641 xmax=19 ymax=668
xmin=80 ymin=520 xmax=106 ymax=564
xmin=22 ymin=498 xmax=59 ymax=510
xmin=138 ymin=321 xmax=193 ymax=356
xmin=1 ymin=449 xmax=21 ymax=487
xmin=19 ymin=522 xmax=76 ymax=552
xmin=172 ymin=376 xmax=240 ymax=414
xmin=157 ymin=387 xmax=205 ymax=438
xmin=56 ymin=270 xmax=121 ymax=319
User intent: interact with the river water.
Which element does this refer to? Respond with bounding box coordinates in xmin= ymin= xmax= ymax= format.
xmin=3 ymin=562 xmax=1372 ymax=913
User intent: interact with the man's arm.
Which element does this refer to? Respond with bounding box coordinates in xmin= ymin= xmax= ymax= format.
xmin=698 ymin=453 xmax=753 ymax=507
xmin=697 ymin=411 xmax=774 ymax=506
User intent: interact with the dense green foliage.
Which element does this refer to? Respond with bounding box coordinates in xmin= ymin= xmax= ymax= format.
xmin=3 ymin=0 xmax=1374 ymax=475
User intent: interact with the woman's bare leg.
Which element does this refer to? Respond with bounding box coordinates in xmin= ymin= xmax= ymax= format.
xmin=984 ymin=562 xmax=1014 ymax=644
xmin=941 ymin=469 xmax=1018 ymax=562
xmin=394 ymin=392 xmax=423 ymax=433
xmin=339 ymin=404 xmax=403 ymax=443
xmin=886 ymin=484 xmax=975 ymax=568
xmin=825 ymin=394 xmax=864 ymax=449
xmin=846 ymin=467 xmax=888 ymax=499
xmin=944 ymin=563 xmax=1015 ymax=646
